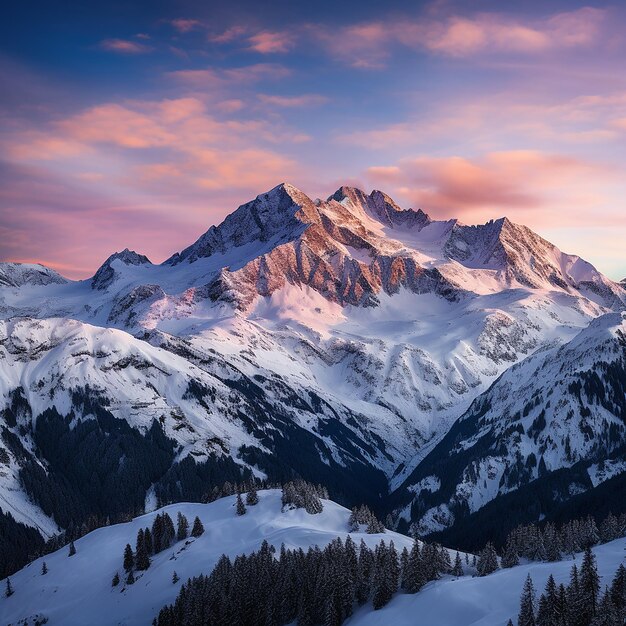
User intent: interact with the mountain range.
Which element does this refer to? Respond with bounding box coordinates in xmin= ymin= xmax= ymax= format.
xmin=1 ymin=182 xmax=625 ymax=573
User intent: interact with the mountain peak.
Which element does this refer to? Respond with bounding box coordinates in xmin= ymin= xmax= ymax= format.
xmin=91 ymin=249 xmax=151 ymax=290
xmin=166 ymin=183 xmax=319 ymax=266
xmin=0 ymin=262 xmax=67 ymax=287
xmin=329 ymin=186 xmax=431 ymax=230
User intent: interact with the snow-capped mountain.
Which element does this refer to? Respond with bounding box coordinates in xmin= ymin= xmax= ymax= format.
xmin=395 ymin=311 xmax=626 ymax=541
xmin=1 ymin=182 xmax=624 ymax=565
xmin=0 ymin=263 xmax=67 ymax=288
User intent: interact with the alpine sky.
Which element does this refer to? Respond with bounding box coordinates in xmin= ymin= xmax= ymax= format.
xmin=1 ymin=0 xmax=625 ymax=279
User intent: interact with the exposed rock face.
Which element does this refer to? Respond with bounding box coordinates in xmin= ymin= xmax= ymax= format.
xmin=161 ymin=183 xmax=624 ymax=310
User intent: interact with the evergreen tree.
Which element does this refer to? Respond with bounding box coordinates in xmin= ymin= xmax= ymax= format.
xmin=400 ymin=547 xmax=409 ymax=588
xmin=123 ymin=543 xmax=134 ymax=572
xmin=176 ymin=512 xmax=189 ymax=542
xmin=126 ymin=570 xmax=135 ymax=585
xmin=536 ymin=575 xmax=558 ymax=626
xmin=152 ymin=513 xmax=164 ymax=553
xmin=190 ymin=516 xmax=204 ymax=538
xmin=567 ymin=564 xmax=586 ymax=626
xmin=580 ymin=545 xmax=601 ymax=624
xmin=609 ymin=564 xmax=626 ymax=621
xmin=144 ymin=527 xmax=153 ymax=555
xmin=68 ymin=540 xmax=76 ymax=556
xmin=355 ymin=539 xmax=374 ymax=605
xmin=246 ymin=485 xmax=259 ymax=506
xmin=112 ymin=572 xmax=120 ymax=587
xmin=452 ymin=551 xmax=464 ymax=577
xmin=172 ymin=571 xmax=180 ymax=584
xmin=518 ymin=574 xmax=537 ymax=626
xmin=41 ymin=561 xmax=48 ymax=575
xmin=477 ymin=542 xmax=499 ymax=576
xmin=5 ymin=577 xmax=13 ymax=597
xmin=236 ymin=493 xmax=246 ymax=516
xmin=136 ymin=528 xmax=150 ymax=570
xmin=591 ymin=587 xmax=621 ymax=626
xmin=162 ymin=513 xmax=175 ymax=548
xmin=404 ymin=540 xmax=424 ymax=594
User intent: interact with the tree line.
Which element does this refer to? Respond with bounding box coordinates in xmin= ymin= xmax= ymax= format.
xmin=516 ymin=548 xmax=626 ymax=626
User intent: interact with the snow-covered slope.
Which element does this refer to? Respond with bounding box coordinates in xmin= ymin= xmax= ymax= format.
xmin=396 ymin=311 xmax=626 ymax=536
xmin=0 ymin=490 xmax=415 ymax=626
xmin=2 ymin=488 xmax=624 ymax=626
xmin=1 ymin=183 xmax=624 ymax=547
xmin=0 ymin=263 xmax=67 ymax=288
xmin=346 ymin=538 xmax=626 ymax=626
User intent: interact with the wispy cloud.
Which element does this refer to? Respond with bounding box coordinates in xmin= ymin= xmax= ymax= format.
xmin=168 ymin=63 xmax=291 ymax=88
xmin=99 ymin=39 xmax=152 ymax=54
xmin=365 ymin=150 xmax=620 ymax=227
xmin=247 ymin=30 xmax=295 ymax=53
xmin=258 ymin=94 xmax=328 ymax=107
xmin=170 ymin=18 xmax=203 ymax=33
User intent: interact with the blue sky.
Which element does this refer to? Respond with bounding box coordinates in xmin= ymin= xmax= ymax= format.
xmin=1 ymin=0 xmax=625 ymax=279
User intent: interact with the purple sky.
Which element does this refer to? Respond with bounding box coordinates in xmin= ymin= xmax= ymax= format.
xmin=1 ymin=0 xmax=625 ymax=280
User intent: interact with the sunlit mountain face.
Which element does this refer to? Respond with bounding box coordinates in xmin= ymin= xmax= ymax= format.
xmin=2 ymin=3 xmax=626 ymax=626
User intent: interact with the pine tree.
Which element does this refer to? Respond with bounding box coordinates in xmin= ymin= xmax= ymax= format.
xmin=112 ymin=572 xmax=120 ymax=587
xmin=477 ymin=542 xmax=499 ymax=576
xmin=452 ymin=551 xmax=464 ymax=577
xmin=144 ymin=527 xmax=153 ymax=555
xmin=236 ymin=492 xmax=246 ymax=516
xmin=400 ymin=547 xmax=409 ymax=588
xmin=174 ymin=513 xmax=187 ymax=543
xmin=41 ymin=561 xmax=48 ymax=575
xmin=191 ymin=516 xmax=204 ymax=538
xmin=567 ymin=564 xmax=586 ymax=626
xmin=518 ymin=574 xmax=537 ymax=626
xmin=246 ymin=484 xmax=259 ymax=506
xmin=404 ymin=540 xmax=423 ymax=594
xmin=162 ymin=513 xmax=175 ymax=548
xmin=536 ymin=575 xmax=558 ymax=626
xmin=5 ymin=578 xmax=13 ymax=597
xmin=591 ymin=586 xmax=621 ymax=626
xmin=136 ymin=528 xmax=150 ymax=571
xmin=172 ymin=571 xmax=179 ymax=584
xmin=152 ymin=514 xmax=164 ymax=553
xmin=68 ymin=540 xmax=76 ymax=556
xmin=609 ymin=564 xmax=626 ymax=621
xmin=126 ymin=570 xmax=135 ymax=585
xmin=580 ymin=545 xmax=601 ymax=623
xmin=123 ymin=543 xmax=134 ymax=572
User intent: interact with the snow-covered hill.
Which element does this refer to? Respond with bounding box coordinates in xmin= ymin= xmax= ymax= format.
xmin=1 ymin=183 xmax=625 ymax=557
xmin=2 ymin=489 xmax=624 ymax=626
xmin=346 ymin=538 xmax=626 ymax=626
xmin=396 ymin=311 xmax=626 ymax=538
xmin=0 ymin=490 xmax=414 ymax=626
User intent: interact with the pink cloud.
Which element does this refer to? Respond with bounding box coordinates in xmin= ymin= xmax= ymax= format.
xmin=247 ymin=30 xmax=295 ymax=54
xmin=100 ymin=39 xmax=152 ymax=54
xmin=168 ymin=63 xmax=290 ymax=88
xmin=308 ymin=7 xmax=607 ymax=66
xmin=258 ymin=94 xmax=328 ymax=107
xmin=209 ymin=25 xmax=248 ymax=44
xmin=170 ymin=18 xmax=203 ymax=33
xmin=365 ymin=151 xmax=620 ymax=227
